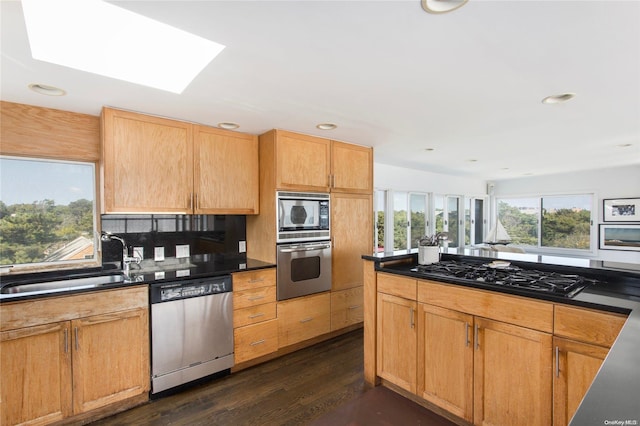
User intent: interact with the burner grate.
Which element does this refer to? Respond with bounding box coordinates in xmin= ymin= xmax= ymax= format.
xmin=414 ymin=260 xmax=596 ymax=298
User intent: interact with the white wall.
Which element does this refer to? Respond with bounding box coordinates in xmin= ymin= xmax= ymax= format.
xmin=374 ymin=162 xmax=487 ymax=195
xmin=492 ymin=164 xmax=640 ymax=264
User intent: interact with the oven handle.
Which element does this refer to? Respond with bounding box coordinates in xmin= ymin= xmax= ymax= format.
xmin=279 ymin=243 xmax=331 ymax=253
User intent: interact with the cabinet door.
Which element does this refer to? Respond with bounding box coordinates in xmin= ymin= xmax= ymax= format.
xmin=553 ymin=337 xmax=609 ymax=426
xmin=275 ymin=130 xmax=331 ymax=191
xmin=72 ymin=308 xmax=149 ymax=414
xmin=474 ymin=317 xmax=552 ymax=426
xmin=331 ymin=193 xmax=373 ymax=291
xmin=102 ymin=107 xmax=193 ymax=213
xmin=417 ymin=304 xmax=473 ymax=422
xmin=1 ymin=322 xmax=72 ymax=426
xmin=331 ymin=141 xmax=372 ymax=194
xmin=194 ymin=125 xmax=259 ymax=214
xmin=377 ymin=293 xmax=417 ymax=393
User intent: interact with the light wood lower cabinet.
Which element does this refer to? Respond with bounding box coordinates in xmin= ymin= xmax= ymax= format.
xmin=0 ymin=286 xmax=149 ymax=426
xmin=232 ymin=268 xmax=278 ymax=364
xmin=553 ymin=337 xmax=609 ymax=426
xmin=417 ymin=304 xmax=473 ymax=422
xmin=473 ymin=317 xmax=552 ymax=426
xmin=331 ymin=286 xmax=364 ymax=331
xmin=277 ymin=292 xmax=331 ymax=347
xmin=1 ymin=322 xmax=72 ymax=425
xmin=376 ymin=293 xmax=417 ymax=394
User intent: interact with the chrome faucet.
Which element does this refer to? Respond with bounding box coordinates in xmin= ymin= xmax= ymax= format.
xmin=100 ymin=232 xmax=141 ymax=277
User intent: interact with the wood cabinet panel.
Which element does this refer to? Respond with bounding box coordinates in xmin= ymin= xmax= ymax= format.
xmin=102 ymin=107 xmax=193 ymax=213
xmin=554 ymin=304 xmax=626 ymax=347
xmin=553 ymin=337 xmax=609 ymax=426
xmin=418 ymin=280 xmax=553 ymax=333
xmin=1 ymin=322 xmax=72 ymax=426
xmin=234 ymin=286 xmax=277 ymax=310
xmin=232 ymin=268 xmax=276 ymax=292
xmin=331 ymin=286 xmax=364 ymax=331
xmin=417 ymin=304 xmax=473 ymax=422
xmin=193 ymin=125 xmax=259 ymax=214
xmin=377 ymin=273 xmax=417 ymax=300
xmin=277 ymin=293 xmax=331 ymax=347
xmin=473 ymin=317 xmax=552 ymax=426
xmin=330 ymin=141 xmax=373 ymax=194
xmin=71 ymin=308 xmax=149 ymax=414
xmin=275 ymin=130 xmax=331 ymax=192
xmin=234 ymin=319 xmax=279 ymax=364
xmin=376 ymin=293 xmax=417 ymax=393
xmin=1 ymin=101 xmax=100 ymax=161
xmin=234 ymin=303 xmax=277 ymax=329
xmin=331 ymin=193 xmax=373 ymax=291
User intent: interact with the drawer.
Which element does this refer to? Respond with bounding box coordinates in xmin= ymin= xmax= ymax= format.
xmin=277 ymin=292 xmax=331 ymax=347
xmin=418 ymin=279 xmax=554 ymax=333
xmin=554 ymin=304 xmax=627 ymax=347
xmin=234 ymin=285 xmax=277 ymax=310
xmin=234 ymin=319 xmax=278 ymax=364
xmin=377 ymin=273 xmax=417 ymax=300
xmin=331 ymin=286 xmax=364 ymax=331
xmin=234 ymin=302 xmax=277 ymax=328
xmin=233 ymin=268 xmax=276 ymax=292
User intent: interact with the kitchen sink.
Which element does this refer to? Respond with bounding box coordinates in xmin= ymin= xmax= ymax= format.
xmin=0 ymin=273 xmax=126 ymax=297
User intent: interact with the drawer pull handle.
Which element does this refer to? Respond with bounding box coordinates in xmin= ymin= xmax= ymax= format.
xmin=248 ymin=278 xmax=265 ymax=284
xmin=249 ymin=313 xmax=265 ymax=319
xmin=300 ymin=317 xmax=314 ymax=323
xmin=348 ymin=305 xmax=361 ymax=310
xmin=247 ymin=295 xmax=265 ymax=301
xmin=250 ymin=339 xmax=266 ymax=346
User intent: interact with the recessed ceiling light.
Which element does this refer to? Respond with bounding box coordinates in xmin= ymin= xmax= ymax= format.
xmin=421 ymin=0 xmax=468 ymax=14
xmin=316 ymin=123 xmax=337 ymax=130
xmin=501 ymin=167 xmax=510 ymax=170
xmin=424 ymin=148 xmax=435 ymax=152
xmin=21 ymin=0 xmax=225 ymax=94
xmin=616 ymin=143 xmax=633 ymax=148
xmin=542 ymin=93 xmax=576 ymax=104
xmin=28 ymin=83 xmax=66 ymax=96
xmin=467 ymin=159 xmax=478 ymax=163
xmin=217 ymin=122 xmax=239 ymax=130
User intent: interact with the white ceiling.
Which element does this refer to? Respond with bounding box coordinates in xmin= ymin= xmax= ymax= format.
xmin=1 ymin=0 xmax=639 ymax=181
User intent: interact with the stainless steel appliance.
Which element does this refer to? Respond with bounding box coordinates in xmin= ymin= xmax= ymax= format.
xmin=277 ymin=191 xmax=330 ymax=243
xmin=150 ymin=276 xmax=233 ymax=394
xmin=276 ymin=240 xmax=332 ymax=300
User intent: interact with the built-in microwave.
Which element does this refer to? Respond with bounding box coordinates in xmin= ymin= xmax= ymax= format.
xmin=276 ymin=191 xmax=330 ymax=243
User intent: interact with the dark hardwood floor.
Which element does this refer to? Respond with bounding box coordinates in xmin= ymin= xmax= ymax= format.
xmin=91 ymin=329 xmax=456 ymax=426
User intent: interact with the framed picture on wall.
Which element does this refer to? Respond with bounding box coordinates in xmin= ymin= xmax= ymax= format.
xmin=603 ymin=198 xmax=640 ymax=222
xmin=599 ymin=224 xmax=640 ymax=252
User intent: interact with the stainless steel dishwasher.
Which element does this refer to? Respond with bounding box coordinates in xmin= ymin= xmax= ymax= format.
xmin=150 ymin=275 xmax=233 ymax=395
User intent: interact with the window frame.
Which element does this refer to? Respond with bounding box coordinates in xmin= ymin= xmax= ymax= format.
xmin=0 ymin=155 xmax=101 ymax=273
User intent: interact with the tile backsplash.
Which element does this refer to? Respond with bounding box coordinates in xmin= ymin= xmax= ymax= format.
xmin=101 ymin=214 xmax=246 ymax=265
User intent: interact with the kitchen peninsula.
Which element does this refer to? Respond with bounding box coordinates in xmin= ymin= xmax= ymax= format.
xmin=362 ymin=250 xmax=640 ymax=426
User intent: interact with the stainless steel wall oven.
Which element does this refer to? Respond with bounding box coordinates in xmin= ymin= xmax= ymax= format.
xmin=276 ymin=191 xmax=332 ymax=300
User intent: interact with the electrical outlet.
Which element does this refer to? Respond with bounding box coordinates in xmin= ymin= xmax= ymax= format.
xmin=133 ymin=247 xmax=144 ymax=260
xmin=239 ymin=241 xmax=246 ymax=253
xmin=154 ymin=247 xmax=165 ymax=261
xmin=176 ymin=244 xmax=190 ymax=259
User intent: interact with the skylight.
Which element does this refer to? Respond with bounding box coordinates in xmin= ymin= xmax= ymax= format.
xmin=21 ymin=0 xmax=225 ymax=94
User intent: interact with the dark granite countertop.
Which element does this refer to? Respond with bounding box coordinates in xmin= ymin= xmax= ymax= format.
xmin=0 ymin=254 xmax=275 ymax=303
xmin=363 ymin=250 xmax=640 ymax=426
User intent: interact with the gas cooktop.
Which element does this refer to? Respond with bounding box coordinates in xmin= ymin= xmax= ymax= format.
xmin=411 ymin=260 xmax=599 ymax=298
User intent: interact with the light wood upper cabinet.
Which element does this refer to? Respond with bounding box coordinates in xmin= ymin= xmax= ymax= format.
xmin=1 ymin=322 xmax=72 ymax=426
xmin=331 ymin=141 xmax=373 ymax=194
xmin=331 ymin=193 xmax=373 ymax=292
xmin=102 ymin=107 xmax=259 ymax=214
xmin=193 ymin=125 xmax=259 ymax=214
xmin=102 ymin=107 xmax=193 ymax=213
xmin=275 ymin=130 xmax=331 ymax=192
